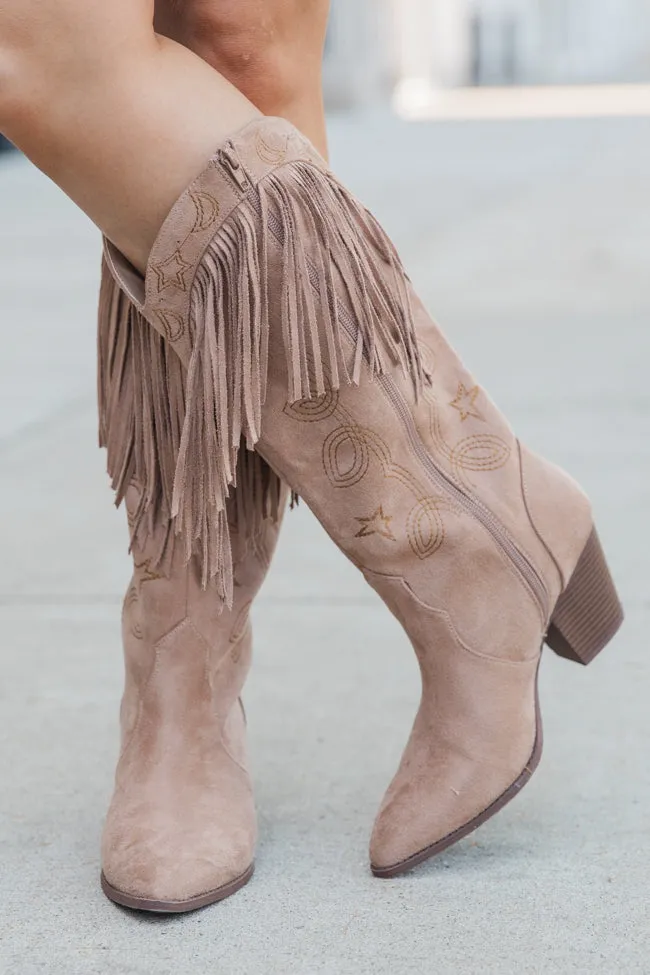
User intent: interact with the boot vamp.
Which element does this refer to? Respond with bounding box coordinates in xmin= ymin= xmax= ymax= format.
xmin=368 ymin=596 xmax=538 ymax=870
xmin=103 ymin=707 xmax=255 ymax=901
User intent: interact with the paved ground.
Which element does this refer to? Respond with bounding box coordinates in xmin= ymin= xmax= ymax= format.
xmin=0 ymin=113 xmax=648 ymax=974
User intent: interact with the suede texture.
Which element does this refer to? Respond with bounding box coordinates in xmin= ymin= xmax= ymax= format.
xmin=104 ymin=118 xmax=599 ymax=874
xmin=101 ymin=485 xmax=285 ymax=903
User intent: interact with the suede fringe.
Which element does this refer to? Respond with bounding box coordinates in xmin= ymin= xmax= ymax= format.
xmin=171 ymin=161 xmax=423 ymax=601
xmin=97 ymin=261 xmax=282 ymax=598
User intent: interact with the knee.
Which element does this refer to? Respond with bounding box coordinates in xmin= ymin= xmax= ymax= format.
xmin=155 ymin=2 xmax=324 ymax=112
xmin=208 ymin=36 xmax=303 ymax=114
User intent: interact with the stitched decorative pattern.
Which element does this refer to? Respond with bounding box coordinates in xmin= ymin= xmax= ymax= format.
xmin=418 ymin=342 xmax=511 ymax=490
xmin=285 ymin=388 xmax=457 ymax=557
xmin=190 ymin=191 xmax=221 ymax=233
xmin=143 ymin=118 xmax=305 ymax=342
xmin=418 ymin=342 xmax=437 ymax=377
xmin=449 ymin=382 xmax=484 ymax=422
xmin=230 ymin=601 xmax=252 ymax=647
xmin=156 ymin=310 xmax=186 ymax=344
xmin=323 ymin=425 xmax=371 ymax=487
xmin=124 ymin=581 xmax=142 ymax=640
xmin=355 ymin=506 xmax=397 ymax=541
xmin=321 ymin=407 xmax=443 ymax=501
xmin=255 ymin=129 xmax=290 ymax=165
xmin=284 ymin=390 xmax=339 ymax=423
xmin=406 ymin=500 xmax=445 ymax=560
xmin=152 ymin=249 xmax=193 ymax=294
xmin=133 ymin=558 xmax=165 ymax=584
xmin=450 ymin=435 xmax=511 ymax=474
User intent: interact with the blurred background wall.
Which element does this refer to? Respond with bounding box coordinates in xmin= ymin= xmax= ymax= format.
xmin=324 ymin=0 xmax=650 ymax=108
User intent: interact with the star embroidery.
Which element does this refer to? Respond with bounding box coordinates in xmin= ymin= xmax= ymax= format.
xmin=153 ymin=249 xmax=193 ymax=293
xmin=355 ymin=506 xmax=397 ymax=541
xmin=133 ymin=558 xmax=164 ymax=585
xmin=449 ymin=383 xmax=484 ymax=422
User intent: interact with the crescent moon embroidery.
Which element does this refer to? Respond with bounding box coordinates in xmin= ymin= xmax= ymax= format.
xmin=156 ymin=310 xmax=185 ymax=344
xmin=190 ymin=191 xmax=221 ymax=233
xmin=255 ymin=130 xmax=289 ymax=165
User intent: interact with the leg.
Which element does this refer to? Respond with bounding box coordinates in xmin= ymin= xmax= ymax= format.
xmin=98 ymin=0 xmax=330 ymax=569
xmin=154 ymin=0 xmax=330 ymax=157
xmin=99 ymin=0 xmax=330 ymax=546
xmin=97 ymin=0 xmax=329 ymax=911
xmin=99 ymin=0 xmax=331 ymax=564
xmin=0 ymin=0 xmax=329 ymax=269
xmin=98 ymin=0 xmax=331 ymax=552
xmin=0 ymin=0 xmax=260 ymax=269
xmin=4 ymin=0 xmax=622 ymax=884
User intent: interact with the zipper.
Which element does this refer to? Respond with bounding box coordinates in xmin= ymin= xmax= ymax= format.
xmin=219 ymin=145 xmax=251 ymax=193
xmin=377 ymin=373 xmax=550 ymax=619
xmin=236 ymin=165 xmax=551 ymax=620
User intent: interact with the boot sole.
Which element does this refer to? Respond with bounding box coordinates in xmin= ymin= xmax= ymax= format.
xmin=372 ymin=527 xmax=624 ymax=879
xmin=101 ymin=862 xmax=254 ymax=913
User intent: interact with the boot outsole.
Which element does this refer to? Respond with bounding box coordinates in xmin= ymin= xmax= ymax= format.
xmin=101 ymin=862 xmax=255 ymax=913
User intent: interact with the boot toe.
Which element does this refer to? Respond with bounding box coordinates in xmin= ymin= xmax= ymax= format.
xmin=370 ymin=792 xmax=472 ymax=876
xmin=370 ymin=754 xmax=538 ymax=877
xmin=102 ymin=823 xmax=255 ymax=909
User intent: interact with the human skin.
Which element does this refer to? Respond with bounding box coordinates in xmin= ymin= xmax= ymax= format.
xmin=0 ymin=0 xmax=329 ymax=271
xmin=154 ymin=0 xmax=330 ymax=156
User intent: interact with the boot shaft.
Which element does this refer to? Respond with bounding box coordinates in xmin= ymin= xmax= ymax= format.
xmin=98 ymin=257 xmax=285 ymax=599
xmin=105 ymin=117 xmax=593 ymax=649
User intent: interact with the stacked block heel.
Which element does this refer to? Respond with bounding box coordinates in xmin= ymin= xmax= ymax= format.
xmin=546 ymin=529 xmax=624 ymax=665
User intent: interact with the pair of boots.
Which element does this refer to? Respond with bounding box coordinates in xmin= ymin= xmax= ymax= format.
xmin=98 ymin=117 xmax=623 ymax=913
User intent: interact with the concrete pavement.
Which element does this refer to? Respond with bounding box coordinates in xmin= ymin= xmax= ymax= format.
xmin=0 ymin=114 xmax=648 ymax=974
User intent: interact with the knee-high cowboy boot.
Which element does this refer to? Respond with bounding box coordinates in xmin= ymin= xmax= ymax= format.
xmin=97 ymin=266 xmax=287 ymax=911
xmin=103 ymin=117 xmax=624 ymax=881
xmin=100 ymin=480 xmax=285 ymax=912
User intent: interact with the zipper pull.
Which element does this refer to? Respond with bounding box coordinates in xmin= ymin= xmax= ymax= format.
xmin=220 ymin=146 xmax=250 ymax=192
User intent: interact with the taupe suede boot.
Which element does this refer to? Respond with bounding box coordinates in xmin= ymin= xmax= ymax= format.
xmin=104 ymin=117 xmax=624 ymax=881
xmin=100 ymin=481 xmax=285 ymax=912
xmin=97 ymin=267 xmax=286 ymax=911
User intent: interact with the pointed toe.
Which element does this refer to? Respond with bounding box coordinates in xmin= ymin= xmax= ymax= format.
xmin=101 ymin=854 xmax=255 ymax=913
